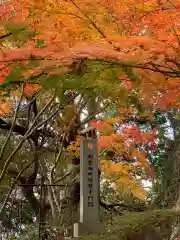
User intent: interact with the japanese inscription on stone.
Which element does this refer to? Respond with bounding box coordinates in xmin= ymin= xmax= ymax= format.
xmin=73 ymin=138 xmax=102 ymax=237
xmin=80 ymin=138 xmax=99 ymax=223
xmin=87 ymin=153 xmax=94 ymax=207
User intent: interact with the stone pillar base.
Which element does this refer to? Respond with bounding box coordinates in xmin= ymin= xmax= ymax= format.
xmin=73 ymin=222 xmax=103 ymax=238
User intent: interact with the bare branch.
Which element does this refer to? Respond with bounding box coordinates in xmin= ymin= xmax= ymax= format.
xmin=0 ymin=94 xmax=55 ymax=184
xmin=54 ymin=171 xmax=72 ymax=184
xmin=50 ymin=134 xmax=66 ymax=184
xmin=0 ymin=32 xmax=12 ymax=40
xmin=0 ymin=158 xmax=36 ymax=217
xmin=0 ymin=84 xmax=24 ymax=160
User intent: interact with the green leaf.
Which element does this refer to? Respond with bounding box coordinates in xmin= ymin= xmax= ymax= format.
xmin=5 ymin=64 xmax=26 ymax=83
xmin=3 ymin=23 xmax=36 ymax=43
xmin=35 ymin=39 xmax=45 ymax=48
xmin=4 ymin=23 xmax=27 ymax=35
xmin=122 ymin=66 xmax=140 ymax=84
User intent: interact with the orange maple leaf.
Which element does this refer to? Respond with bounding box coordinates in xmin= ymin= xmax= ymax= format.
xmin=0 ymin=103 xmax=12 ymax=116
xmin=24 ymin=83 xmax=41 ymax=98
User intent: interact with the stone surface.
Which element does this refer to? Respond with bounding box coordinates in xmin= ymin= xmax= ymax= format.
xmin=73 ymin=139 xmax=103 ymax=237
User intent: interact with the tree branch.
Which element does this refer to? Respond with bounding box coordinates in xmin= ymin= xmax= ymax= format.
xmin=100 ymin=200 xmax=146 ymax=213
xmin=0 ymin=32 xmax=12 ymax=40
xmin=0 ymin=84 xmax=24 ymax=160
xmin=0 ymin=94 xmax=55 ymax=184
xmin=0 ymin=158 xmax=36 ymax=217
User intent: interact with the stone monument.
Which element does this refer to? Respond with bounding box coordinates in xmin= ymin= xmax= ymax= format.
xmin=73 ymin=138 xmax=103 ymax=237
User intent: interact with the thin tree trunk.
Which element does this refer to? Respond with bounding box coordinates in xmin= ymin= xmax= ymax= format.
xmin=165 ymin=140 xmax=180 ymax=239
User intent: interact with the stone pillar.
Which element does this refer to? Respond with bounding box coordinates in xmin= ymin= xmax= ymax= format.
xmin=73 ymin=139 xmax=103 ymax=237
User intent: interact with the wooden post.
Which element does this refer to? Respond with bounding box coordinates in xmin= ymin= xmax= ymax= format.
xmin=73 ymin=138 xmax=103 ymax=238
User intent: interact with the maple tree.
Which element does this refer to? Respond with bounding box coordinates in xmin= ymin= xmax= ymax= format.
xmin=67 ymin=105 xmax=157 ymax=201
xmin=0 ymin=0 xmax=179 ymax=110
xmin=0 ymin=0 xmax=179 ymax=126
xmin=0 ymin=0 xmax=179 ymax=199
xmin=0 ymin=1 xmax=179 ymax=80
xmin=0 ymin=0 xmax=178 ymax=176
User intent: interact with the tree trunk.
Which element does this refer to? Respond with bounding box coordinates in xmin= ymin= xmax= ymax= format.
xmin=165 ymin=140 xmax=180 ymax=239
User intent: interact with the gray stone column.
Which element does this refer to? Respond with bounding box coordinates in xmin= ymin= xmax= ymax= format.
xmin=73 ymin=139 xmax=103 ymax=237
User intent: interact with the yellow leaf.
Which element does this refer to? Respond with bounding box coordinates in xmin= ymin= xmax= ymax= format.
xmin=116 ymin=177 xmax=147 ymax=201
xmin=0 ymin=103 xmax=12 ymax=116
xmin=104 ymin=117 xmax=117 ymax=125
xmin=131 ymin=185 xmax=147 ymax=201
